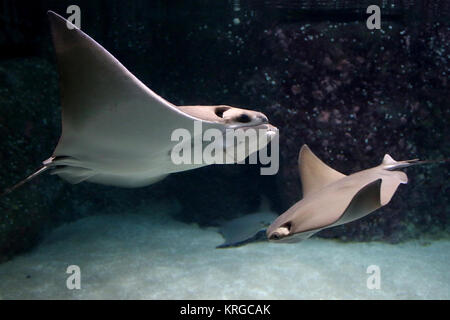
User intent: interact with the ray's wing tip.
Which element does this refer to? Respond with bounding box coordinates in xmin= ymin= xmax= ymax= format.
xmin=47 ymin=11 xmax=69 ymax=27
xmin=216 ymin=242 xmax=234 ymax=249
xmin=47 ymin=10 xmax=60 ymax=20
xmin=298 ymin=144 xmax=310 ymax=158
xmin=47 ymin=10 xmax=64 ymax=29
xmin=300 ymin=144 xmax=309 ymax=150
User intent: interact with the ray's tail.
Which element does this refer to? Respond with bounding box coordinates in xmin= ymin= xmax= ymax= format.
xmin=0 ymin=157 xmax=54 ymax=197
xmin=383 ymin=154 xmax=450 ymax=171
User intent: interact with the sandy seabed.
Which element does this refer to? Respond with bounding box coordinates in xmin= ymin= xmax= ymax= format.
xmin=0 ymin=209 xmax=448 ymax=299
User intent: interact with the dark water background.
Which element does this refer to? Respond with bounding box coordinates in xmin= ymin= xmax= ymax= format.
xmin=0 ymin=0 xmax=449 ymax=262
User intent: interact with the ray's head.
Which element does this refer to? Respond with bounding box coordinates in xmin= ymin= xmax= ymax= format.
xmin=219 ymin=106 xmax=278 ymax=163
xmin=266 ymin=219 xmax=296 ymax=243
xmin=178 ymin=105 xmax=270 ymax=129
xmin=214 ymin=106 xmax=269 ymax=128
xmin=267 ymin=222 xmax=291 ymax=241
xmin=266 ymin=214 xmax=314 ymax=243
xmin=178 ymin=104 xmax=278 ymax=163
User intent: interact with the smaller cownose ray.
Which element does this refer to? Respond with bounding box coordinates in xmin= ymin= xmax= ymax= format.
xmin=266 ymin=144 xmax=448 ymax=243
xmin=216 ymin=197 xmax=278 ymax=248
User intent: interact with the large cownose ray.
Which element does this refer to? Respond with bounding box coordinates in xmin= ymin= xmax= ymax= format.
xmin=266 ymin=145 xmax=434 ymax=243
xmin=2 ymin=11 xmax=277 ymax=194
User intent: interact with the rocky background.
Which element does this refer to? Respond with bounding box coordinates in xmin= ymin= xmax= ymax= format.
xmin=0 ymin=0 xmax=449 ymax=262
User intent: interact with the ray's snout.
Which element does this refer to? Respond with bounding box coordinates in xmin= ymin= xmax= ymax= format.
xmin=256 ymin=113 xmax=269 ymax=124
xmin=266 ymin=222 xmax=291 ymax=242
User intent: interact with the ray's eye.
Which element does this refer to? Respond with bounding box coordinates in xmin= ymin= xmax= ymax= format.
xmin=235 ymin=114 xmax=251 ymax=123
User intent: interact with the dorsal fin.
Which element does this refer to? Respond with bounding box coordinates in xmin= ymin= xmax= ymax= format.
xmin=298 ymin=145 xmax=346 ymax=197
xmin=382 ymin=154 xmax=397 ymax=165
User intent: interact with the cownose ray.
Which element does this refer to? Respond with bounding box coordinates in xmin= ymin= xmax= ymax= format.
xmin=2 ymin=11 xmax=277 ymax=195
xmin=266 ymin=144 xmax=447 ymax=243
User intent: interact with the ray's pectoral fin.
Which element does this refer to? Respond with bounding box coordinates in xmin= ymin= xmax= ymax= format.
xmin=216 ymin=229 xmax=268 ymax=249
xmin=332 ymin=179 xmax=382 ymax=227
xmin=380 ymin=171 xmax=408 ymax=205
xmin=47 ymin=11 xmax=205 ymax=161
xmin=84 ymin=173 xmax=168 ymax=188
xmin=215 ymin=212 xmax=278 ymax=249
xmin=298 ymin=145 xmax=346 ymax=197
xmin=50 ymin=166 xmax=96 ymax=184
xmin=46 ymin=156 xmax=96 ymax=185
